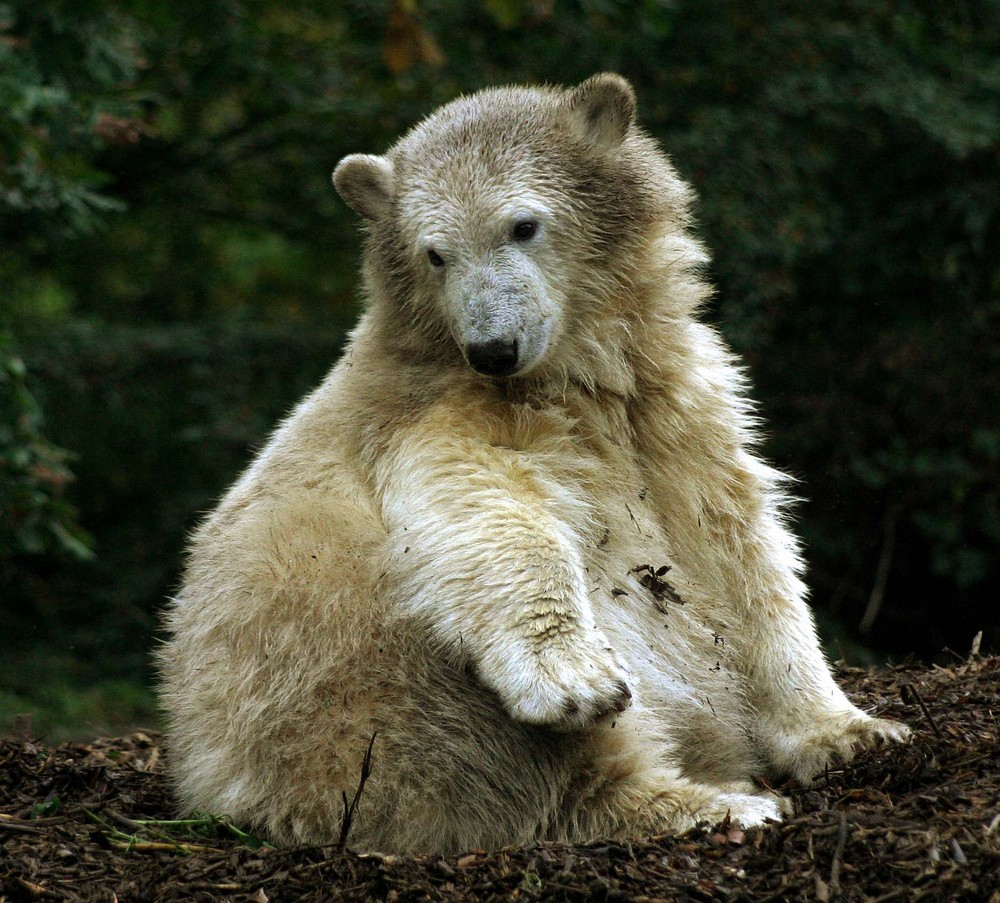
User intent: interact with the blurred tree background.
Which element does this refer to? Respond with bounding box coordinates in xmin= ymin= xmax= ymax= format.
xmin=1 ymin=0 xmax=998 ymax=738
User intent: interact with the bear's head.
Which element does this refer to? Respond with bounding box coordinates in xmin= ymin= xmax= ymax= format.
xmin=334 ymin=74 xmax=685 ymax=386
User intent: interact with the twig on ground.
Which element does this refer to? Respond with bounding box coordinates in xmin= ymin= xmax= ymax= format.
xmin=107 ymin=839 xmax=223 ymax=854
xmin=338 ymin=732 xmax=377 ymax=851
xmin=829 ymin=811 xmax=848 ymax=899
xmin=0 ymin=820 xmax=47 ymax=835
xmin=899 ymin=681 xmax=942 ymax=738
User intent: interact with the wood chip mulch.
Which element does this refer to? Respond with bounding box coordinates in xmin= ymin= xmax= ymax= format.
xmin=2 ymin=657 xmax=998 ymax=902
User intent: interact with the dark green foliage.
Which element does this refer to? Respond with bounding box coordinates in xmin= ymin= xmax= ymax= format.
xmin=4 ymin=321 xmax=344 ymax=660
xmin=1 ymin=0 xmax=998 ymax=734
xmin=0 ymin=2 xmax=139 ymax=319
xmin=630 ymin=1 xmax=1000 ymax=654
xmin=0 ymin=330 xmax=93 ymax=569
xmin=0 ymin=2 xmax=136 ymax=226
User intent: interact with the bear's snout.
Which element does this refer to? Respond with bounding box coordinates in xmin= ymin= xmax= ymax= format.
xmin=467 ymin=338 xmax=519 ymax=377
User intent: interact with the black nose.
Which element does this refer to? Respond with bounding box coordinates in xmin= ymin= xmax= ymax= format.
xmin=467 ymin=339 xmax=519 ymax=377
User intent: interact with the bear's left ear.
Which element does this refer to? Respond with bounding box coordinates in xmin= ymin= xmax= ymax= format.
xmin=566 ymin=73 xmax=637 ymax=152
xmin=333 ymin=154 xmax=395 ymax=220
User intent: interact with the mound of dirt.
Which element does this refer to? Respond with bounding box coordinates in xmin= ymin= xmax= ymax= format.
xmin=2 ymin=657 xmax=998 ymax=902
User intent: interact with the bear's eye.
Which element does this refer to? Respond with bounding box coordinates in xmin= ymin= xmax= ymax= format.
xmin=427 ymin=248 xmax=445 ymax=268
xmin=512 ymin=220 xmax=537 ymax=242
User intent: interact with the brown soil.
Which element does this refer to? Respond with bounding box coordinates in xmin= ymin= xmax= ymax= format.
xmin=2 ymin=658 xmax=999 ymax=902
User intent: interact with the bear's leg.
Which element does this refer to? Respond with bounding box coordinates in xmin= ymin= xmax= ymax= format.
xmin=379 ymin=418 xmax=631 ymax=731
xmin=554 ymin=728 xmax=785 ymax=842
xmin=632 ymin=380 xmax=910 ymax=784
xmin=685 ymin=457 xmax=911 ymax=784
xmin=324 ymin=648 xmax=586 ymax=854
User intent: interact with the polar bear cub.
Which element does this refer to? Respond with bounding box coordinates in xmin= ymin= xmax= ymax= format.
xmin=159 ymin=74 xmax=909 ymax=854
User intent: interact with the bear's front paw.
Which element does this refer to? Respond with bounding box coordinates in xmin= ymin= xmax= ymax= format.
xmin=765 ymin=711 xmax=911 ymax=785
xmin=481 ymin=633 xmax=632 ymax=731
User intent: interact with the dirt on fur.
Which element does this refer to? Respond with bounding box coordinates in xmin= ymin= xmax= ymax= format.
xmin=2 ymin=657 xmax=999 ymax=902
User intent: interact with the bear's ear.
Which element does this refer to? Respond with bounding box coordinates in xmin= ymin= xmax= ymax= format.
xmin=566 ymin=73 xmax=637 ymax=152
xmin=333 ymin=154 xmax=395 ymax=220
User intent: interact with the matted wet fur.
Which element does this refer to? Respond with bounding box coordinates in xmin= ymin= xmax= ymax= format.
xmin=159 ymin=74 xmax=909 ymax=854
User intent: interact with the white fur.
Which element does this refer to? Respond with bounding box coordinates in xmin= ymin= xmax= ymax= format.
xmin=160 ymin=74 xmax=909 ymax=855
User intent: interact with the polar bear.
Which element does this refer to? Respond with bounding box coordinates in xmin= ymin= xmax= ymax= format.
xmin=159 ymin=74 xmax=909 ymax=854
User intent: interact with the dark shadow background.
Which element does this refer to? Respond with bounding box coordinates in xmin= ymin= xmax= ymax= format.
xmin=2 ymin=0 xmax=998 ymax=737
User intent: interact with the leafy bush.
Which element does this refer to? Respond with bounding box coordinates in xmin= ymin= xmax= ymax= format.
xmin=0 ymin=330 xmax=93 ymax=571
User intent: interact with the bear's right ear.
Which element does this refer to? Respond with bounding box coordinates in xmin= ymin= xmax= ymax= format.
xmin=566 ymin=73 xmax=637 ymax=152
xmin=332 ymin=154 xmax=395 ymax=220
